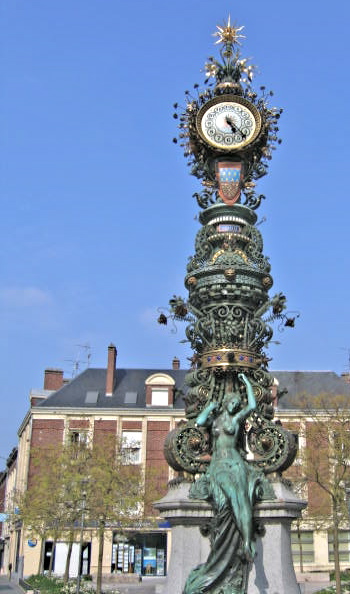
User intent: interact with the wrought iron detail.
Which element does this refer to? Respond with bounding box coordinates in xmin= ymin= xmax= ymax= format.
xmin=247 ymin=414 xmax=298 ymax=474
xmin=163 ymin=421 xmax=210 ymax=474
xmin=161 ymin=18 xmax=299 ymax=594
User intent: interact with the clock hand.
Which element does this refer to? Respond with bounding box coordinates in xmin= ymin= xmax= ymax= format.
xmin=225 ymin=116 xmax=237 ymax=133
xmin=225 ymin=116 xmax=247 ymax=139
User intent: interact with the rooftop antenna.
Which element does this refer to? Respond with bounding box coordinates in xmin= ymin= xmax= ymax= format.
xmin=64 ymin=343 xmax=92 ymax=378
xmin=77 ymin=343 xmax=92 ymax=368
xmin=64 ymin=357 xmax=80 ymax=378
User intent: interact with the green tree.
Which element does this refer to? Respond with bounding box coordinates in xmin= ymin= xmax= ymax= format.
xmin=17 ymin=434 xmax=147 ymax=592
xmin=85 ymin=435 xmax=144 ymax=594
xmin=15 ymin=446 xmax=68 ymax=574
xmin=59 ymin=439 xmax=92 ymax=583
xmin=296 ymin=394 xmax=350 ymax=594
xmin=15 ymin=439 xmax=93 ymax=578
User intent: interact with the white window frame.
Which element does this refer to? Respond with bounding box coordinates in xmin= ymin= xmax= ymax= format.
xmin=69 ymin=430 xmax=89 ymax=445
xmin=122 ymin=431 xmax=142 ymax=465
xmin=145 ymin=373 xmax=175 ymax=407
xmin=151 ymin=388 xmax=169 ymax=406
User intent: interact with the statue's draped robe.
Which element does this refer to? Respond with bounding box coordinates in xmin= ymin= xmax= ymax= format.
xmin=183 ymin=454 xmax=261 ymax=594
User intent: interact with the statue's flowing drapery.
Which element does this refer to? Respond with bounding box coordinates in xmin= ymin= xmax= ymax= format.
xmin=183 ymin=375 xmax=263 ymax=594
xmin=183 ymin=455 xmax=261 ymax=594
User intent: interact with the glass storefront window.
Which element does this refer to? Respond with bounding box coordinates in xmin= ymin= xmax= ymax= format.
xmin=143 ymin=548 xmax=157 ymax=575
xmin=111 ymin=532 xmax=166 ymax=576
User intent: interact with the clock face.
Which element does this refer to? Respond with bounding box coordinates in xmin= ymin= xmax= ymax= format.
xmin=196 ymin=95 xmax=261 ymax=151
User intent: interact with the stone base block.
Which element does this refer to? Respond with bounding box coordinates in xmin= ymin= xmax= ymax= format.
xmin=154 ymin=481 xmax=212 ymax=594
xmin=248 ymin=480 xmax=307 ymax=594
xmin=154 ymin=479 xmax=307 ymax=594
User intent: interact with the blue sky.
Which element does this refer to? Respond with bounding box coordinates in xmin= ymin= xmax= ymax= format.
xmin=1 ymin=0 xmax=350 ymax=458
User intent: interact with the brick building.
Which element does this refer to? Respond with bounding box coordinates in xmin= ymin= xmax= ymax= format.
xmin=1 ymin=343 xmax=350 ymax=578
xmin=0 ymin=448 xmax=18 ymax=576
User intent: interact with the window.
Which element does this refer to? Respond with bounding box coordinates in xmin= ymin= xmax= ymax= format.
xmin=69 ymin=431 xmax=90 ymax=458
xmin=85 ymin=391 xmax=99 ymax=404
xmin=291 ymin=530 xmax=314 ymax=564
xmin=124 ymin=392 xmax=138 ymax=404
xmin=332 ymin=430 xmax=350 ymax=464
xmin=70 ymin=431 xmax=89 ymax=445
xmin=292 ymin=423 xmax=305 ymax=466
xmin=145 ymin=374 xmax=175 ymax=407
xmin=111 ymin=531 xmax=167 ymax=576
xmin=328 ymin=530 xmax=350 ymax=563
xmin=122 ymin=431 xmax=142 ymax=464
xmin=151 ymin=389 xmax=169 ymax=406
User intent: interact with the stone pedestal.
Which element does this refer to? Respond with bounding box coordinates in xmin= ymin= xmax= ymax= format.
xmin=154 ymin=481 xmax=212 ymax=594
xmin=248 ymin=480 xmax=307 ymax=594
xmin=155 ymin=479 xmax=306 ymax=594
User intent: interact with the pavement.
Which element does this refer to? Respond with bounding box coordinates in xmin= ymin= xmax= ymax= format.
xmin=0 ymin=575 xmax=24 ymax=594
xmin=0 ymin=573 xmax=333 ymax=593
xmin=106 ymin=577 xmax=330 ymax=593
xmin=100 ymin=577 xmax=166 ymax=593
xmin=0 ymin=575 xmax=167 ymax=594
xmin=97 ymin=574 xmax=333 ymax=593
xmin=299 ymin=583 xmax=330 ymax=594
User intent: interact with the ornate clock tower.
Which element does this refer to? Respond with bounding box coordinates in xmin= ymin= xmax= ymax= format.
xmin=157 ymin=18 xmax=301 ymax=594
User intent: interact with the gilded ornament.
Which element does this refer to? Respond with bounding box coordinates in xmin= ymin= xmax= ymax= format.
xmin=224 ymin=268 xmax=236 ymax=279
xmin=213 ymin=16 xmax=245 ymax=46
xmin=262 ymin=275 xmax=273 ymax=288
xmin=161 ymin=17 xmax=297 ymax=594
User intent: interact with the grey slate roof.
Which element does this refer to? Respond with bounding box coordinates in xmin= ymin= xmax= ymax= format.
xmin=38 ymin=368 xmax=189 ymax=409
xmin=37 ymin=368 xmax=350 ymax=411
xmin=273 ymin=371 xmax=350 ymax=409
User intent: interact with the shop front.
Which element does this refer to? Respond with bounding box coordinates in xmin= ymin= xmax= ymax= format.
xmin=111 ymin=531 xmax=166 ymax=576
xmin=43 ymin=541 xmax=91 ymax=577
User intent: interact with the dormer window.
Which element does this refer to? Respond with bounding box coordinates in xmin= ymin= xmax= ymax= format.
xmin=151 ymin=389 xmax=169 ymax=406
xmin=145 ymin=374 xmax=175 ymax=407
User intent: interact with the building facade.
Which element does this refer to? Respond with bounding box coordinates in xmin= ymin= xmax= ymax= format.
xmin=0 ymin=448 xmax=18 ymax=576
xmin=1 ymin=344 xmax=350 ymax=578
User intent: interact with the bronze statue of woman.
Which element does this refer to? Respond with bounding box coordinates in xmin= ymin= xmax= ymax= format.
xmin=183 ymin=373 xmax=263 ymax=594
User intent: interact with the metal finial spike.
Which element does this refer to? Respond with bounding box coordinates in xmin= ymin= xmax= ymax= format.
xmin=212 ymin=17 xmax=245 ymax=46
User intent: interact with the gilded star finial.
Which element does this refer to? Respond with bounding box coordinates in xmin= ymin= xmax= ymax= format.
xmin=213 ymin=15 xmax=245 ymax=46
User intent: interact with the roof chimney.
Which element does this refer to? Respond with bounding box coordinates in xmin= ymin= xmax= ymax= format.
xmin=172 ymin=356 xmax=180 ymax=370
xmin=44 ymin=368 xmax=64 ymax=391
xmin=106 ymin=343 xmax=117 ymax=396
